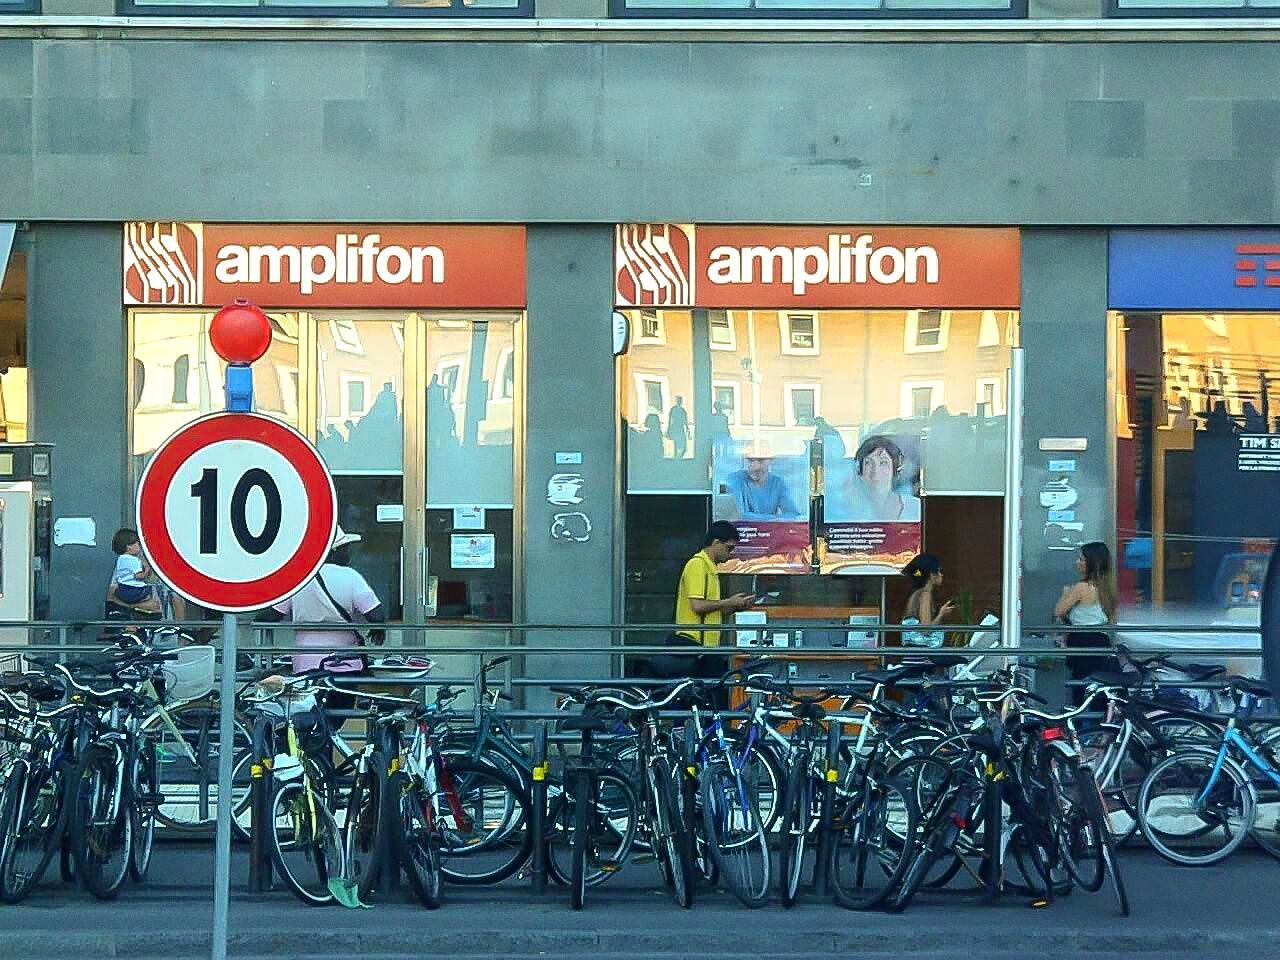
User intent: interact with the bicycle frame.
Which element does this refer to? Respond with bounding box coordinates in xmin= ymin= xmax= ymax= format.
xmin=1197 ymin=725 xmax=1280 ymax=805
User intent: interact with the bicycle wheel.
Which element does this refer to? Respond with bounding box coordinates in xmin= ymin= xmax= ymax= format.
xmin=389 ymin=772 xmax=442 ymax=909
xmin=268 ymin=780 xmax=343 ymax=906
xmin=831 ymin=776 xmax=915 ymax=911
xmin=143 ymin=704 xmax=253 ymax=839
xmin=129 ymin=743 xmax=158 ymax=882
xmin=648 ymin=756 xmax=692 ymax=908
xmin=546 ymin=769 xmax=638 ymax=889
xmin=1046 ymin=753 xmax=1104 ymax=893
xmin=343 ymin=758 xmax=386 ymax=902
xmin=0 ymin=764 xmax=61 ymax=904
xmin=1077 ymin=723 xmax=1146 ymax=846
xmin=778 ymin=756 xmax=810 ymax=909
xmin=700 ymin=759 xmax=770 ymax=908
xmin=1248 ymin=725 xmax=1280 ymax=861
xmin=886 ymin=753 xmax=974 ymax=890
xmin=1138 ymin=749 xmax=1255 ymax=866
xmin=1075 ymin=767 xmax=1129 ymax=916
xmin=437 ymin=759 xmax=532 ymax=885
xmin=71 ymin=746 xmax=134 ymax=901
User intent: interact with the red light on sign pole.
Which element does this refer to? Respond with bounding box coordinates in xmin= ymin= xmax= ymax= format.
xmin=210 ymin=299 xmax=272 ymax=365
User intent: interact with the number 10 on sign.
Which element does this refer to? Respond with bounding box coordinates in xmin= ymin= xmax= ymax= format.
xmin=137 ymin=412 xmax=337 ymax=613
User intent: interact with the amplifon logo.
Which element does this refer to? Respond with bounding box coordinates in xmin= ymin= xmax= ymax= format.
xmin=123 ymin=223 xmax=527 ymax=309
xmin=615 ymin=223 xmax=694 ymax=307
xmin=213 ymin=234 xmax=444 ymax=296
xmin=124 ymin=222 xmax=204 ymax=305
xmin=706 ymin=234 xmax=939 ymax=296
xmin=613 ymin=224 xmax=1020 ymax=310
xmin=1234 ymin=243 xmax=1280 ymax=288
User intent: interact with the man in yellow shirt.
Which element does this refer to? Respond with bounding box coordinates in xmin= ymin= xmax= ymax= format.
xmin=650 ymin=521 xmax=754 ymax=680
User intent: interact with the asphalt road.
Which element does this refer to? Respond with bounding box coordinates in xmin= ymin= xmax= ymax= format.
xmin=2 ymin=840 xmax=1277 ymax=959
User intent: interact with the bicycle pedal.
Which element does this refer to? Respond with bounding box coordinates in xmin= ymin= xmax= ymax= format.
xmin=598 ymin=860 xmax=621 ymax=873
xmin=1029 ymin=898 xmax=1050 ymax=909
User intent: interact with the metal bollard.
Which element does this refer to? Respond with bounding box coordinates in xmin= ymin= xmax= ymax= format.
xmin=530 ymin=722 xmax=549 ymax=894
xmin=980 ymin=766 xmax=1002 ymax=903
xmin=812 ymin=720 xmax=842 ymax=897
xmin=248 ymin=759 xmax=272 ymax=892
xmin=376 ymin=721 xmax=400 ymax=896
xmin=681 ymin=718 xmax=699 ymax=887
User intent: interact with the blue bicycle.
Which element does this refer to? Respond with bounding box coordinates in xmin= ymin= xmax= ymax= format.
xmin=1136 ymin=676 xmax=1280 ymax=866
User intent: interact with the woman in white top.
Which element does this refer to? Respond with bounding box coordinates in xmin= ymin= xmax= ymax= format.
xmin=901 ymin=553 xmax=955 ymax=650
xmin=1054 ymin=541 xmax=1116 ymax=705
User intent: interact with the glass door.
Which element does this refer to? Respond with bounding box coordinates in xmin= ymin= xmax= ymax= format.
xmin=409 ymin=313 xmax=520 ymax=623
xmin=312 ymin=312 xmax=411 ymax=621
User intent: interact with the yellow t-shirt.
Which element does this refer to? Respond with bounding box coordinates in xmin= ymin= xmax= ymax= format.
xmin=675 ymin=550 xmax=722 ymax=647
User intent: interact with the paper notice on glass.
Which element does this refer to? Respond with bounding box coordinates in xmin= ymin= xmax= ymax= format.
xmin=53 ymin=517 xmax=96 ymax=547
xmin=735 ymin=610 xmax=767 ymax=647
xmin=453 ymin=506 xmax=485 ymax=530
xmin=451 ymin=533 xmax=495 ymax=569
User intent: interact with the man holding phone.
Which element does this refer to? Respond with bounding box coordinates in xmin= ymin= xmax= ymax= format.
xmin=648 ymin=521 xmax=755 ymax=682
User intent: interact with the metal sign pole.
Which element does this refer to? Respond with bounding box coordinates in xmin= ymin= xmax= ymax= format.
xmin=211 ymin=611 xmax=238 ymax=960
xmin=1001 ymin=347 xmax=1025 ymax=650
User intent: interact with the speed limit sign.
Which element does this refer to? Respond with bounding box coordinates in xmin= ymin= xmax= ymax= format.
xmin=137 ymin=411 xmax=337 ymax=612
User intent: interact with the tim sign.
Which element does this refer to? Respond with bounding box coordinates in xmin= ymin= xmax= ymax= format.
xmin=124 ymin=222 xmax=526 ymax=309
xmin=615 ymin=224 xmax=1020 ymax=309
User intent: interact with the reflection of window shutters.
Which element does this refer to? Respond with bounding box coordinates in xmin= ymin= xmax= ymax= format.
xmin=172 ymin=354 xmax=190 ymax=404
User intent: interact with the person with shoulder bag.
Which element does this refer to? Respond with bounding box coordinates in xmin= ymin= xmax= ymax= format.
xmin=262 ymin=527 xmax=386 ymax=712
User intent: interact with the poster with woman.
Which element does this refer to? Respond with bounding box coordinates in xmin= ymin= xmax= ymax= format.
xmin=712 ymin=436 xmax=812 ymax=574
xmin=820 ymin=433 xmax=923 ymax=574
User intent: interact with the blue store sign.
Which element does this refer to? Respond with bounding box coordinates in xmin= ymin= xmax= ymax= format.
xmin=1110 ymin=229 xmax=1280 ymax=310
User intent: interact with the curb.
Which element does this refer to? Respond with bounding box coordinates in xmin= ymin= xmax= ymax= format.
xmin=4 ymin=927 xmax=1280 ymax=958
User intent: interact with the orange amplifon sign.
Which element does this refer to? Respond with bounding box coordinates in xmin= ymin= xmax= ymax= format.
xmin=615 ymin=224 xmax=1020 ymax=309
xmin=124 ymin=222 xmax=526 ymax=309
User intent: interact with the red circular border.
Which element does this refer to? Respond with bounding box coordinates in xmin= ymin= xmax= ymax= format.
xmin=137 ymin=412 xmax=337 ymax=612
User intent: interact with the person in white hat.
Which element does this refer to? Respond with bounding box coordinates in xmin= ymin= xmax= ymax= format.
xmin=724 ymin=438 xmax=804 ymax=521
xmin=268 ymin=526 xmax=386 ymax=675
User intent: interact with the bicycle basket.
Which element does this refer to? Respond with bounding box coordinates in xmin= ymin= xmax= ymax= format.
xmin=161 ymin=645 xmax=216 ymax=702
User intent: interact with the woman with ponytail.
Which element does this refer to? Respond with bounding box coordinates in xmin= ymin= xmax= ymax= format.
xmin=901 ymin=554 xmax=955 ymax=649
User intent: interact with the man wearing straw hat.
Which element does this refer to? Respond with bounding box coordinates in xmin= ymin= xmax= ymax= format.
xmin=724 ymin=437 xmax=804 ymax=521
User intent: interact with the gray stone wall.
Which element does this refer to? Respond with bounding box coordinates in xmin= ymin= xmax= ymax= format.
xmin=1 ymin=39 xmax=1278 ymax=224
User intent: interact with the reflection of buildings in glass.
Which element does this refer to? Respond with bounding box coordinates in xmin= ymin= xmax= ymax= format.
xmin=131 ymin=312 xmax=298 ymax=458
xmin=620 ymin=309 xmax=1015 ymax=492
xmin=1117 ymin=312 xmax=1280 ymax=610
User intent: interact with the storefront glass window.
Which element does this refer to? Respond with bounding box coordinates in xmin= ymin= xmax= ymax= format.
xmin=620 ymin=307 xmax=1016 ymax=634
xmin=130 ymin=311 xmax=300 ymax=484
xmin=123 ymin=0 xmax=524 ymax=13
xmin=619 ymin=0 xmax=1017 ymax=14
xmin=0 ymin=251 xmax=28 ymax=442
xmin=619 ymin=309 xmax=1016 ymax=497
xmin=423 ymin=314 xmax=517 ymax=623
xmin=1115 ymin=311 xmax=1279 ymax=623
xmin=129 ymin=309 xmax=517 ymax=623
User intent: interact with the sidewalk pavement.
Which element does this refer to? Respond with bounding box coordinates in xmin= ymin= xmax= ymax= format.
xmin=1 ymin=842 xmax=1275 ymax=959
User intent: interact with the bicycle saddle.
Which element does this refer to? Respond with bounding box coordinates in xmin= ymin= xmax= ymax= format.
xmin=854 ymin=662 xmax=933 ymax=686
xmin=1167 ymin=662 xmax=1227 ymax=682
xmin=561 ymin=709 xmax=615 ymax=733
xmin=1230 ymin=676 xmax=1272 ymax=699
xmin=789 ymin=700 xmax=827 ymax=722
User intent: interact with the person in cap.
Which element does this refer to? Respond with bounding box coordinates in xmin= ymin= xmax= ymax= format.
xmin=725 ymin=438 xmax=803 ymax=520
xmin=268 ymin=527 xmax=386 ymax=674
